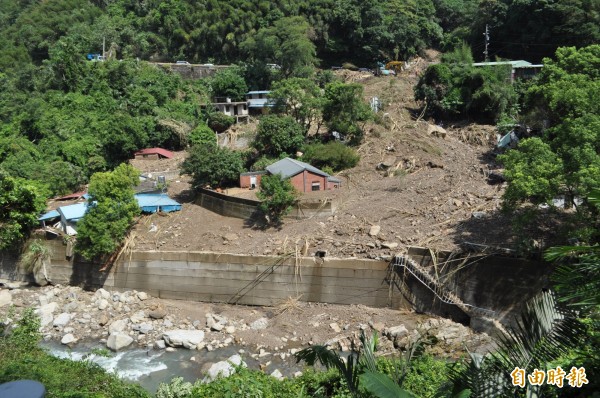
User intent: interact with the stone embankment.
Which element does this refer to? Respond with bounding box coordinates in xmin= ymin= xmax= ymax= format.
xmin=1 ymin=283 xmax=494 ymax=378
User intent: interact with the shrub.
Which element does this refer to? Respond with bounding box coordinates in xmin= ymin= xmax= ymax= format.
xmin=207 ymin=112 xmax=235 ymax=134
xmin=302 ymin=142 xmax=360 ymax=172
xmin=191 ymin=366 xmax=303 ymax=397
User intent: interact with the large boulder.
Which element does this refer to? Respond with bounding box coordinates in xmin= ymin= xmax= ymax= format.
xmin=61 ymin=333 xmax=77 ymax=345
xmin=35 ymin=302 xmax=58 ymax=327
xmin=107 ymin=333 xmax=134 ymax=351
xmin=204 ymin=355 xmax=246 ymax=382
xmin=427 ymin=124 xmax=447 ymax=139
xmin=163 ymin=330 xmax=205 ymax=349
xmin=108 ymin=319 xmax=129 ymax=334
xmin=0 ymin=290 xmax=12 ymax=307
xmin=53 ymin=313 xmax=71 ymax=328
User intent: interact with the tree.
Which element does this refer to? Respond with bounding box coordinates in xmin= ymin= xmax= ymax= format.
xmin=75 ymin=164 xmax=140 ymax=260
xmin=180 ymin=144 xmax=244 ymax=188
xmin=241 ymin=16 xmax=317 ymax=78
xmin=256 ymin=173 xmax=298 ymax=225
xmin=0 ymin=172 xmax=47 ymax=251
xmin=270 ymin=77 xmax=323 ymax=133
xmin=501 ymin=46 xmax=600 ymax=227
xmin=322 ymin=82 xmax=371 ymax=145
xmin=252 ymin=115 xmax=305 ymax=158
xmin=414 ymin=43 xmax=518 ymax=122
xmin=210 ymin=67 xmax=248 ymax=101
xmin=187 ymin=123 xmax=216 ymax=147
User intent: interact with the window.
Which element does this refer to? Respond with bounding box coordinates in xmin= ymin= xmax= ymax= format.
xmin=311 ymin=182 xmax=320 ymax=191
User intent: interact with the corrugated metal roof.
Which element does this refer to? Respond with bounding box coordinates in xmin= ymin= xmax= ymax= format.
xmin=248 ymin=98 xmax=275 ymax=108
xmin=240 ymin=171 xmax=267 ymax=176
xmin=55 ymin=191 xmax=87 ymax=201
xmin=135 ymin=194 xmax=181 ymax=213
xmin=134 ymin=148 xmax=174 ymax=159
xmin=328 ymin=176 xmax=342 ymax=183
xmin=247 ymin=90 xmax=270 ymax=94
xmin=266 ymin=158 xmax=329 ymax=179
xmin=57 ymin=203 xmax=88 ymax=221
xmin=472 ymin=60 xmax=533 ymax=68
xmin=38 ymin=210 xmax=60 ymax=221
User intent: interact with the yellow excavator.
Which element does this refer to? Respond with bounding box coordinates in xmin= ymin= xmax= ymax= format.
xmin=385 ymin=61 xmax=404 ymax=74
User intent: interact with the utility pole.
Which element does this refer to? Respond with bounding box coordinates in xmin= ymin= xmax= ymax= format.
xmin=102 ymin=37 xmax=106 ymax=59
xmin=483 ymin=24 xmax=490 ymax=61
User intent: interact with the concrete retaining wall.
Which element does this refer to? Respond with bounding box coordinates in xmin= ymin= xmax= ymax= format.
xmin=196 ymin=188 xmax=338 ymax=220
xmin=42 ymin=240 xmax=406 ymax=309
xmin=1 ymin=240 xmax=551 ymax=326
xmin=196 ymin=188 xmax=259 ymax=219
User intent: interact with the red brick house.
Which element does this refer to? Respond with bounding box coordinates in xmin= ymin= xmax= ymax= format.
xmin=240 ymin=158 xmax=341 ymax=192
xmin=134 ymin=148 xmax=174 ymax=160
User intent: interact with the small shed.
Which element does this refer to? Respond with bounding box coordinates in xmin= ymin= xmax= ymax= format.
xmin=134 ymin=148 xmax=174 ymax=160
xmin=135 ymin=194 xmax=182 ymax=213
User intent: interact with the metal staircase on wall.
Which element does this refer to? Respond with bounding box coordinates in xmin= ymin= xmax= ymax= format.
xmin=392 ymin=254 xmax=507 ymax=334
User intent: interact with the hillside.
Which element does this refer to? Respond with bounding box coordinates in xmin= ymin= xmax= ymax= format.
xmin=130 ymin=69 xmax=518 ymax=258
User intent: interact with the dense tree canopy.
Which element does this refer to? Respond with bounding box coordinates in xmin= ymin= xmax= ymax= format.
xmin=180 ymin=144 xmax=244 ymax=188
xmin=0 ymin=172 xmax=47 ymax=251
xmin=500 ymin=45 xmax=600 ymax=240
xmin=75 ymin=163 xmax=140 ymax=260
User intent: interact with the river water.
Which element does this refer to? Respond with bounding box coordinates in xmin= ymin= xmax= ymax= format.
xmin=43 ymin=341 xmax=303 ymax=393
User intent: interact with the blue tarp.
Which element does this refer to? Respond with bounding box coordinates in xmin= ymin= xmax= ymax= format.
xmin=135 ymin=194 xmax=182 ymax=213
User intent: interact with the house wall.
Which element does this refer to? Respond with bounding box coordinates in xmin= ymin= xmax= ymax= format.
xmin=135 ymin=153 xmax=160 ymax=160
xmin=239 ymin=174 xmax=263 ymax=189
xmin=289 ymin=171 xmax=328 ymax=193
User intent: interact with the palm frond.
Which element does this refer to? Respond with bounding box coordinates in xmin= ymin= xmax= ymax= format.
xmin=491 ymin=291 xmax=584 ymax=394
xmin=358 ymin=330 xmax=378 ymax=373
xmin=295 ymin=344 xmax=360 ymax=396
xmin=544 ymin=245 xmax=600 ymax=261
xmin=360 ymin=370 xmax=417 ymax=398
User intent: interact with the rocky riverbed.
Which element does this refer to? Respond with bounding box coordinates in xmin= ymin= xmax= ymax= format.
xmin=1 ymin=282 xmax=495 ymax=383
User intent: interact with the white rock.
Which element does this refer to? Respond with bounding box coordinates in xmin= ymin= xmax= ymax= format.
xmin=369 ymin=225 xmax=381 ymax=236
xmin=98 ymin=299 xmax=109 ymax=310
xmin=385 ymin=325 xmax=409 ymax=338
xmin=329 ymin=322 xmax=341 ymax=333
xmin=381 ymin=242 xmax=398 ymax=249
xmin=154 ymin=340 xmax=166 ymax=350
xmin=130 ymin=311 xmax=146 ymax=323
xmin=137 ymin=291 xmax=149 ymax=301
xmin=61 ymin=333 xmax=77 ymax=345
xmin=35 ymin=302 xmax=58 ymax=327
xmin=270 ymin=369 xmax=284 ymax=380
xmin=204 ymin=355 xmax=246 ymax=382
xmin=294 ymin=371 xmax=303 ymax=378
xmin=107 ymin=333 xmax=134 ymax=351
xmin=250 ymin=317 xmax=269 ymax=330
xmin=95 ymin=288 xmax=111 ymax=300
xmin=53 ymin=313 xmax=71 ymax=328
xmin=225 ymin=325 xmax=236 ymax=334
xmin=163 ymin=330 xmax=205 ymax=349
xmin=0 ymin=290 xmax=12 ymax=307
xmin=108 ymin=319 xmax=129 ymax=334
